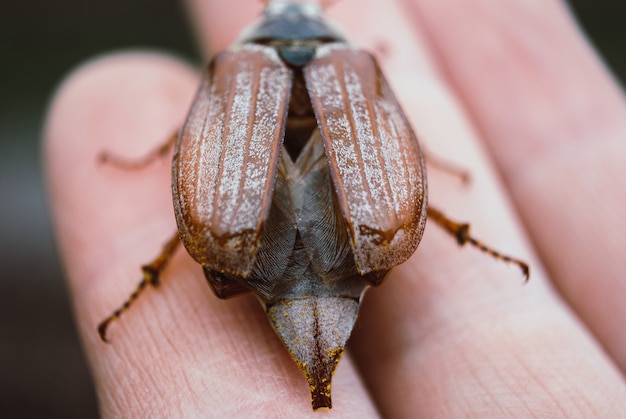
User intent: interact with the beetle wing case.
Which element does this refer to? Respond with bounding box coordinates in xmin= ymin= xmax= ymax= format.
xmin=305 ymin=44 xmax=427 ymax=275
xmin=173 ymin=45 xmax=292 ymax=276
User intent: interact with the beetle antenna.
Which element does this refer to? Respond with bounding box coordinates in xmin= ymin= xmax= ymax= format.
xmin=427 ymin=206 xmax=529 ymax=281
xmin=98 ymin=234 xmax=181 ymax=342
xmin=98 ymin=131 xmax=177 ymax=170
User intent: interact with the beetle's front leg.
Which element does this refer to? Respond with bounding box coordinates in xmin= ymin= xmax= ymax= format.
xmin=98 ymin=131 xmax=178 ymax=169
xmin=98 ymin=232 xmax=181 ymax=342
xmin=427 ymin=206 xmax=529 ymax=280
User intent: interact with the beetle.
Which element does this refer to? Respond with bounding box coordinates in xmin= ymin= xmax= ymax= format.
xmin=98 ymin=1 xmax=529 ymax=410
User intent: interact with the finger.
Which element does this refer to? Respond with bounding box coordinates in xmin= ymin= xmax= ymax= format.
xmin=44 ymin=53 xmax=376 ymax=416
xmin=186 ymin=0 xmax=264 ymax=56
xmin=406 ymin=0 xmax=626 ymax=373
xmin=319 ymin=0 xmax=626 ymax=416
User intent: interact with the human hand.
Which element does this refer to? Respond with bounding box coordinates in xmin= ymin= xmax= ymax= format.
xmin=44 ymin=0 xmax=626 ymax=417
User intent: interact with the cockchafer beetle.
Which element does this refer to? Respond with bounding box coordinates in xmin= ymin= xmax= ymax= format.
xmin=98 ymin=0 xmax=529 ymax=410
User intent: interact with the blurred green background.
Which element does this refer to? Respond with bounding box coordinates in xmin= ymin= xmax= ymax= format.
xmin=0 ymin=1 xmax=624 ymax=417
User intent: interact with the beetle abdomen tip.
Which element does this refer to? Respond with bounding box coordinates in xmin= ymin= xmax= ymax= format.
xmin=267 ymin=296 xmax=359 ymax=409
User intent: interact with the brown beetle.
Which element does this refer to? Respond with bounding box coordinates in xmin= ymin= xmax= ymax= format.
xmin=98 ymin=1 xmax=528 ymax=410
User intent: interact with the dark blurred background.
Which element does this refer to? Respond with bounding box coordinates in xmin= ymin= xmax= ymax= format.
xmin=0 ymin=1 xmax=624 ymax=418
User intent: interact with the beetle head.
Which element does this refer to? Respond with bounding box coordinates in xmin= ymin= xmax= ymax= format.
xmin=237 ymin=1 xmax=346 ymax=67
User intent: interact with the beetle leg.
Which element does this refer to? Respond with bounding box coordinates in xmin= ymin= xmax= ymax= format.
xmin=202 ymin=269 xmax=250 ymax=299
xmin=98 ymin=131 xmax=178 ymax=169
xmin=98 ymin=233 xmax=181 ymax=342
xmin=423 ymin=148 xmax=470 ymax=184
xmin=427 ymin=206 xmax=529 ymax=280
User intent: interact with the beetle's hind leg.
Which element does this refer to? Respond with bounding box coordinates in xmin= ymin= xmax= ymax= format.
xmin=427 ymin=206 xmax=529 ymax=280
xmin=98 ymin=233 xmax=181 ymax=342
xmin=98 ymin=131 xmax=178 ymax=169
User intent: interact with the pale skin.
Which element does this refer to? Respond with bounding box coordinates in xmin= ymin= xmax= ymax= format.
xmin=44 ymin=0 xmax=626 ymax=417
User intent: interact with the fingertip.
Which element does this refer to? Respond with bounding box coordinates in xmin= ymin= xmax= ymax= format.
xmin=185 ymin=0 xmax=264 ymax=55
xmin=44 ymin=52 xmax=197 ymax=170
xmin=43 ymin=51 xmax=199 ymax=316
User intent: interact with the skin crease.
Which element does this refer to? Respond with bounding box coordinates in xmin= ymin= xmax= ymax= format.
xmin=43 ymin=0 xmax=626 ymax=417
